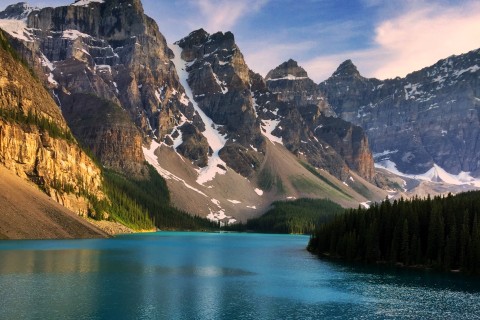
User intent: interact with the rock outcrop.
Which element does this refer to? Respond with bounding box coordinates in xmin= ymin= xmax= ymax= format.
xmin=175 ymin=29 xmax=265 ymax=177
xmin=320 ymin=50 xmax=480 ymax=176
xmin=0 ymin=30 xmax=103 ymax=216
xmin=262 ymin=59 xmax=375 ymax=181
xmin=0 ymin=0 xmax=195 ymax=177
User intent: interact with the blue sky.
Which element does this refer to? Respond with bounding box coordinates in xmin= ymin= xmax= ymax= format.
xmin=1 ymin=0 xmax=480 ymax=81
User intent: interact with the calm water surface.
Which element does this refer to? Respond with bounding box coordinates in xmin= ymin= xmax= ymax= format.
xmin=0 ymin=232 xmax=479 ymax=319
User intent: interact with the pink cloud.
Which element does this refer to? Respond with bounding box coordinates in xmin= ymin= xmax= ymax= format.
xmin=372 ymin=2 xmax=480 ymax=79
xmin=302 ymin=1 xmax=480 ymax=82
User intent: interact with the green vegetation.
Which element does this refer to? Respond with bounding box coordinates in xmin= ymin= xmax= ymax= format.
xmin=0 ymin=30 xmax=37 ymax=77
xmin=0 ymin=108 xmax=75 ymax=142
xmin=102 ymin=165 xmax=219 ymax=231
xmin=308 ymin=191 xmax=480 ymax=275
xmin=257 ymin=167 xmax=284 ymax=193
xmin=301 ymin=162 xmax=353 ymax=199
xmin=228 ymin=198 xmax=344 ymax=234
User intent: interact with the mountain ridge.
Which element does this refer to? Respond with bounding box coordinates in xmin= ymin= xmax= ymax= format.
xmin=3 ymin=0 xmax=476 ymax=227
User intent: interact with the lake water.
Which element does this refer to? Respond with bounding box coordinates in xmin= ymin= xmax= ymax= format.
xmin=0 ymin=232 xmax=479 ymax=319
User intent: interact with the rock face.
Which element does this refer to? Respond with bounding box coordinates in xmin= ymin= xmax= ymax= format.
xmin=263 ymin=59 xmax=375 ymax=181
xmin=0 ymin=1 xmax=384 ymax=223
xmin=60 ymin=93 xmax=147 ymax=176
xmin=0 ymin=30 xmax=103 ymax=216
xmin=175 ymin=29 xmax=265 ymax=177
xmin=320 ymin=50 xmax=480 ymax=176
xmin=0 ymin=0 xmax=194 ymax=177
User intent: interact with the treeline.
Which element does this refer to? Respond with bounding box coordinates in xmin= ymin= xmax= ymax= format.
xmin=0 ymin=29 xmax=33 ymax=72
xmin=308 ymin=192 xmax=480 ymax=275
xmin=102 ymin=165 xmax=219 ymax=231
xmin=0 ymin=107 xmax=75 ymax=142
xmin=227 ymin=198 xmax=344 ymax=234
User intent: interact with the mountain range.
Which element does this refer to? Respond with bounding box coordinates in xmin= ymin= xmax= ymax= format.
xmin=0 ymin=0 xmax=479 ymax=234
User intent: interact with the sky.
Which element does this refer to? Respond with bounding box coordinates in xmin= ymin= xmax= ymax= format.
xmin=1 ymin=0 xmax=480 ymax=82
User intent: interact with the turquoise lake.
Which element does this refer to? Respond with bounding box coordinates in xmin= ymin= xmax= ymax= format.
xmin=0 ymin=232 xmax=479 ymax=319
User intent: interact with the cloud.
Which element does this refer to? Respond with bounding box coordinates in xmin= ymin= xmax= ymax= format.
xmin=193 ymin=0 xmax=269 ymax=33
xmin=304 ymin=1 xmax=480 ymax=81
xmin=372 ymin=2 xmax=480 ymax=79
xmin=302 ymin=1 xmax=480 ymax=82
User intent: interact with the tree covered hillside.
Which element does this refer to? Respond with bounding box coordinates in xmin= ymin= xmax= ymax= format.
xmin=228 ymin=198 xmax=344 ymax=234
xmin=308 ymin=192 xmax=480 ymax=275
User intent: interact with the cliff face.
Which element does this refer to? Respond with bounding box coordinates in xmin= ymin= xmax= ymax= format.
xmin=0 ymin=30 xmax=103 ymax=215
xmin=1 ymin=0 xmax=194 ymax=177
xmin=0 ymin=2 xmax=385 ymax=223
xmin=262 ymin=59 xmax=376 ymax=181
xmin=60 ymin=93 xmax=147 ymax=177
xmin=174 ymin=29 xmax=265 ymax=177
xmin=320 ymin=51 xmax=480 ymax=176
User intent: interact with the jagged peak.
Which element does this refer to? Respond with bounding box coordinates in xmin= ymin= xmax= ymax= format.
xmin=176 ymin=28 xmax=210 ymax=47
xmin=188 ymin=28 xmax=209 ymax=38
xmin=176 ymin=29 xmax=237 ymax=50
xmin=210 ymin=30 xmax=234 ymax=42
xmin=0 ymin=2 xmax=39 ymax=19
xmin=265 ymin=58 xmax=309 ymax=81
xmin=332 ymin=59 xmax=361 ymax=78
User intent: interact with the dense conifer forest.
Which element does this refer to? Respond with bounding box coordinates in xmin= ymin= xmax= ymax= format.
xmin=308 ymin=191 xmax=480 ymax=275
xmin=227 ymin=198 xmax=344 ymax=234
xmin=97 ymin=165 xmax=220 ymax=231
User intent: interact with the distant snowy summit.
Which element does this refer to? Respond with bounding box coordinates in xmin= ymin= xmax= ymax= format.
xmin=72 ymin=0 xmax=105 ymax=6
xmin=0 ymin=2 xmax=38 ymax=20
xmin=320 ymin=49 xmax=480 ymax=178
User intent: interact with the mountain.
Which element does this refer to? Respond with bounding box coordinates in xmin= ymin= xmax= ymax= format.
xmin=162 ymin=29 xmax=386 ymax=221
xmin=264 ymin=59 xmax=375 ymax=182
xmin=0 ymin=0 xmax=193 ymax=177
xmin=0 ymin=29 xmax=108 ymax=237
xmin=0 ymin=0 xmax=386 ymax=226
xmin=320 ymin=51 xmax=480 ymax=181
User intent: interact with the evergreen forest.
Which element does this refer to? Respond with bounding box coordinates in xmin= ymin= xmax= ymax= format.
xmin=101 ymin=165 xmax=220 ymax=231
xmin=308 ymin=191 xmax=480 ymax=275
xmin=228 ymin=198 xmax=344 ymax=234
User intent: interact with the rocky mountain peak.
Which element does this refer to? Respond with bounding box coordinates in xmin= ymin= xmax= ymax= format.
xmin=321 ymin=48 xmax=480 ymax=177
xmin=0 ymin=0 xmax=190 ymax=177
xmin=176 ymin=29 xmax=236 ymax=63
xmin=266 ymin=59 xmax=308 ymax=80
xmin=0 ymin=2 xmax=38 ymax=19
xmin=332 ymin=59 xmax=361 ymax=78
xmin=178 ymin=28 xmax=210 ymax=48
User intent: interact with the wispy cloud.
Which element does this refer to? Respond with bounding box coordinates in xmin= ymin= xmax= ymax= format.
xmin=302 ymin=0 xmax=480 ymax=82
xmin=193 ymin=0 xmax=269 ymax=34
xmin=372 ymin=1 xmax=480 ymax=79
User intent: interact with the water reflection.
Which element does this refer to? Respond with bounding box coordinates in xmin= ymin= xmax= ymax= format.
xmin=0 ymin=233 xmax=479 ymax=319
xmin=0 ymin=249 xmax=101 ymax=274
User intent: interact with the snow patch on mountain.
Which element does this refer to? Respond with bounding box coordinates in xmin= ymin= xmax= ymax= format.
xmin=72 ymin=0 xmax=104 ymax=6
xmin=454 ymin=65 xmax=480 ymax=77
xmin=212 ymin=72 xmax=228 ymax=94
xmin=0 ymin=19 xmax=33 ymax=42
xmin=267 ymin=74 xmax=308 ymax=81
xmin=143 ymin=141 xmax=208 ymax=197
xmin=261 ymin=119 xmax=283 ymax=145
xmin=375 ymin=160 xmax=480 ymax=187
xmin=62 ymin=29 xmax=91 ymax=40
xmin=170 ymin=43 xmax=228 ymax=185
xmin=373 ymin=149 xmax=399 ymax=160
